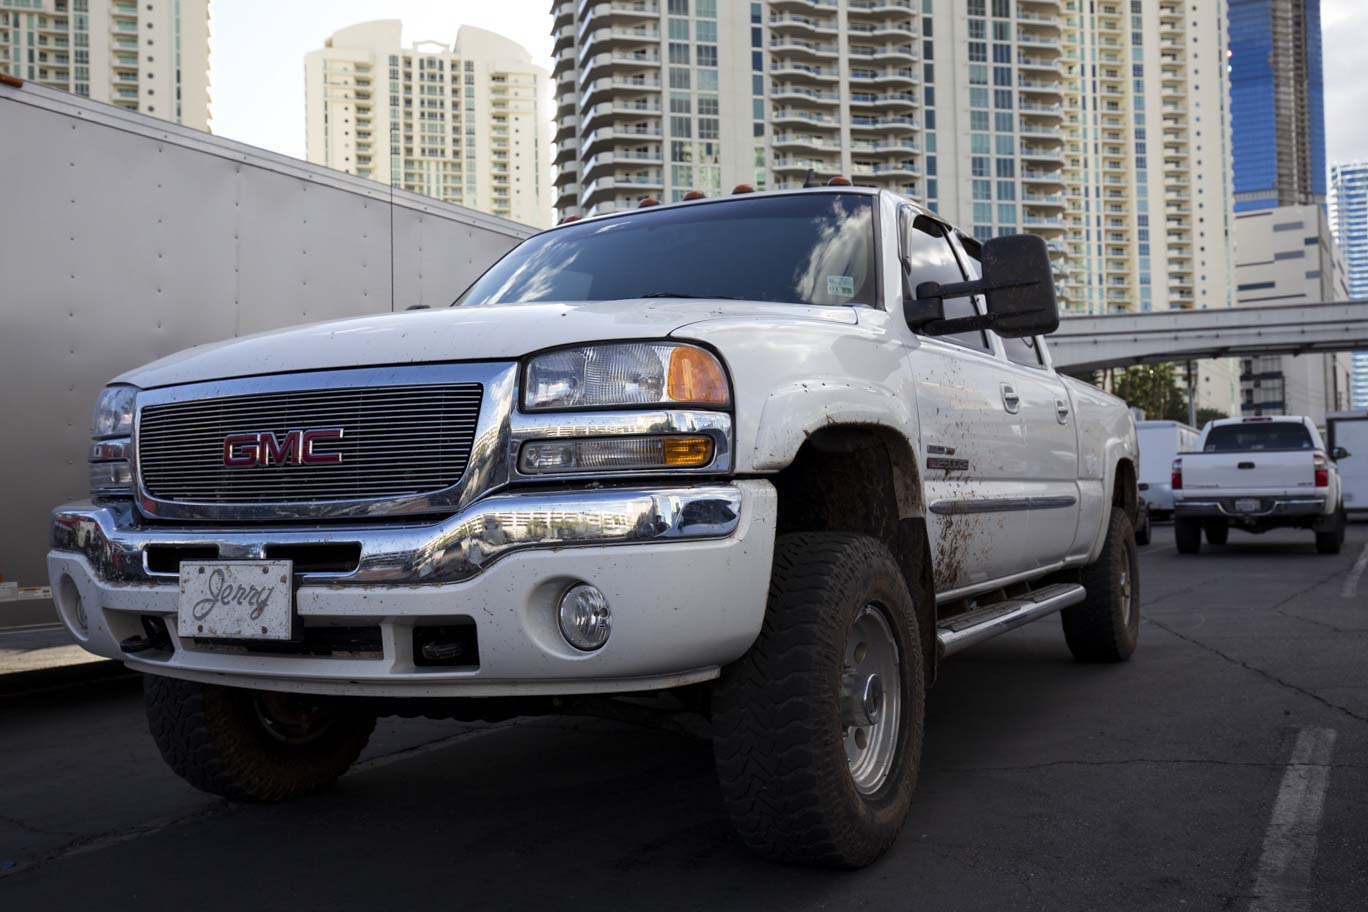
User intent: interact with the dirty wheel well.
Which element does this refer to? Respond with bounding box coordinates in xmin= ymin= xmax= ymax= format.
xmin=1113 ymin=458 xmax=1138 ymax=521
xmin=770 ymin=425 xmax=938 ymax=685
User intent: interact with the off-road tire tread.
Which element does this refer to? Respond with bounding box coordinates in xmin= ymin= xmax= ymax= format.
xmin=1061 ymin=508 xmax=1140 ymax=662
xmin=711 ymin=532 xmax=924 ymax=868
xmin=145 ymin=675 xmax=375 ymax=802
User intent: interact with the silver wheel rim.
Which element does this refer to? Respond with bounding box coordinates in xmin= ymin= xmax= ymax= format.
xmin=842 ymin=603 xmax=902 ymax=795
xmin=1119 ymin=543 xmax=1134 ymax=626
xmin=254 ymin=693 xmax=334 ymax=745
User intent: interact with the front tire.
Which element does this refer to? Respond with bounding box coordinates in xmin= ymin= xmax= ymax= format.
xmin=1175 ymin=517 xmax=1202 ymax=554
xmin=145 ymin=676 xmax=376 ymax=802
xmin=1061 ymin=508 xmax=1140 ymax=662
xmin=712 ymin=533 xmax=925 ymax=868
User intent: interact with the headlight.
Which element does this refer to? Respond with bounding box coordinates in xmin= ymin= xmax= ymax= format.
xmin=522 ymin=343 xmax=729 ymax=411
xmin=89 ymin=386 xmax=136 ymax=497
xmin=91 ymin=385 xmax=136 ymax=438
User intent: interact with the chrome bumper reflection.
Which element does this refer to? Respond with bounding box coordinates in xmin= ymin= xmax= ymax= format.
xmin=51 ymin=485 xmax=744 ymax=586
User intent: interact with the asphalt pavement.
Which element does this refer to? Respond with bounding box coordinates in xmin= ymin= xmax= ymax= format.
xmin=2 ymin=523 xmax=1365 ymax=911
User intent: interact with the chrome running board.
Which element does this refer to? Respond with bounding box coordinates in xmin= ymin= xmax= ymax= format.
xmin=936 ymin=583 xmax=1087 ymax=658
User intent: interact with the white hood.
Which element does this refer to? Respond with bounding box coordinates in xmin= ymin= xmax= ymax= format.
xmin=116 ymin=300 xmax=858 ymax=389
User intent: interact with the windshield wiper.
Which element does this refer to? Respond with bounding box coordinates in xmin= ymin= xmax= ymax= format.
xmin=638 ymin=292 xmax=745 ymax=300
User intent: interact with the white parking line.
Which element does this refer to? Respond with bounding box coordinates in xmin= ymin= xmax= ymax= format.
xmin=1342 ymin=543 xmax=1368 ymax=599
xmin=1247 ymin=727 xmax=1337 ymax=912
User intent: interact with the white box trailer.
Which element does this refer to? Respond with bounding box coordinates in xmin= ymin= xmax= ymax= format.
xmin=1136 ymin=419 xmax=1202 ymax=515
xmin=1328 ymin=412 xmax=1368 ymax=516
xmin=0 ymin=81 xmax=534 ymax=627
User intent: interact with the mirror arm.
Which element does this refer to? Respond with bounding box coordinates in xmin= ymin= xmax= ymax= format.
xmin=921 ymin=312 xmax=996 ymax=336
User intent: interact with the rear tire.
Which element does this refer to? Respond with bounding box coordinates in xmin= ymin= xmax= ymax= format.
xmin=1315 ymin=509 xmax=1346 ymax=555
xmin=1175 ymin=517 xmax=1202 ymax=554
xmin=1203 ymin=521 xmax=1229 ymax=546
xmin=145 ymin=675 xmax=375 ymax=802
xmin=712 ymin=533 xmax=925 ymax=868
xmin=1061 ymin=507 xmax=1140 ymax=662
xmin=1135 ymin=509 xmax=1152 ymax=546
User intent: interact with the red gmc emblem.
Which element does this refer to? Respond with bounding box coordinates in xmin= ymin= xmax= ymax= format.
xmin=223 ymin=429 xmax=345 ymax=467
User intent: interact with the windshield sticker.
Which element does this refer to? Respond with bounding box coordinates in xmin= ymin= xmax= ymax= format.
xmin=827 ymin=275 xmax=856 ymax=298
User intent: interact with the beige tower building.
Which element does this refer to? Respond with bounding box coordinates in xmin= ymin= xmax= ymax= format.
xmin=0 ymin=0 xmax=210 ymax=130
xmin=307 ymin=21 xmax=552 ymax=227
xmin=551 ymin=0 xmax=1236 ymax=330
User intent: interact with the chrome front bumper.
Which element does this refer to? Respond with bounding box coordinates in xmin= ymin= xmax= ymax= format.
xmin=47 ymin=482 xmax=777 ymax=697
xmin=1173 ymin=497 xmax=1327 ymax=519
xmin=52 ymin=486 xmax=746 ymax=586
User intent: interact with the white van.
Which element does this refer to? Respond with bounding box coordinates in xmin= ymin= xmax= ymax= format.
xmin=1137 ymin=419 xmax=1202 ymax=516
xmin=1328 ymin=412 xmax=1368 ymax=516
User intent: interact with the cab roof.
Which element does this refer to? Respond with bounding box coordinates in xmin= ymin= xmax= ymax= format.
xmin=543 ymin=186 xmax=935 ymax=236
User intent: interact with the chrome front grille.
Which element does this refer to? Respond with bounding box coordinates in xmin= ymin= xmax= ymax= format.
xmin=138 ymin=383 xmax=483 ymax=505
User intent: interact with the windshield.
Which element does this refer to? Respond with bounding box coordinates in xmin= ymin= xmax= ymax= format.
xmin=1203 ymin=423 xmax=1314 ymax=452
xmin=456 ymin=193 xmax=877 ymax=308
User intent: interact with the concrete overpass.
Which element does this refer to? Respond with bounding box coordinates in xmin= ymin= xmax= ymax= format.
xmin=1048 ymin=300 xmax=1368 ymax=372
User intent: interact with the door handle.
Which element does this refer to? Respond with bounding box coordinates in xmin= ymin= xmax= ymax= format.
xmin=1001 ymin=383 xmax=1021 ymax=414
xmin=1055 ymin=398 xmax=1070 ymax=424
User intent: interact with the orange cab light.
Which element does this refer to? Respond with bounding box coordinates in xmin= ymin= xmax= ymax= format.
xmin=731 ymin=183 xmax=755 ymax=194
xmin=559 ymin=214 xmax=582 ymax=223
xmin=683 ymin=190 xmax=707 ymax=200
xmin=639 ymin=197 xmax=661 ymax=207
xmin=667 ymin=347 xmax=729 ymax=405
xmin=827 ymin=175 xmax=852 ymax=186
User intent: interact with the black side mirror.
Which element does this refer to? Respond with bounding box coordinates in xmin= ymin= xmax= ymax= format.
xmin=1332 ymin=446 xmax=1351 ymax=461
xmin=979 ymin=235 xmax=1059 ymax=337
xmin=909 ymin=234 xmax=1060 ymax=339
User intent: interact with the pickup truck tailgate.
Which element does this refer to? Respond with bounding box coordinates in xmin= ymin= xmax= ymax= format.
xmin=1180 ymin=451 xmax=1314 ymax=492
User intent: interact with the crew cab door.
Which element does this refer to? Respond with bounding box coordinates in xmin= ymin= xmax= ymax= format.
xmin=955 ymin=243 xmax=1082 ymax=568
xmin=898 ymin=210 xmax=1034 ymax=592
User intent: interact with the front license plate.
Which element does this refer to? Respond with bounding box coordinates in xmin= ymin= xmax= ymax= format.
xmin=178 ymin=561 xmax=294 ymax=641
xmin=1234 ymin=498 xmax=1262 ymax=514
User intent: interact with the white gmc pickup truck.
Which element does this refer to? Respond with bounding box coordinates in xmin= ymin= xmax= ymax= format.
xmin=1172 ymin=416 xmax=1348 ymax=554
xmin=49 ymin=187 xmax=1139 ymax=867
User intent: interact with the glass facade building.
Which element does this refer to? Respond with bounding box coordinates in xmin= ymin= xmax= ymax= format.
xmin=1331 ymin=161 xmax=1368 ymax=408
xmin=1228 ymin=0 xmax=1325 ymax=212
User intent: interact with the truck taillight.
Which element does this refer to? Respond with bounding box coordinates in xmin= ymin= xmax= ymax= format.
xmin=1314 ymin=453 xmax=1329 ymax=488
xmin=1171 ymin=458 xmax=1182 ymax=491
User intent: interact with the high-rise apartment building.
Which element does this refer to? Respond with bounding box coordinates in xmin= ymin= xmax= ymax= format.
xmin=307 ymin=21 xmax=551 ymax=227
xmin=1331 ymin=161 xmax=1368 ymax=408
xmin=1228 ymin=0 xmax=1325 ymax=212
xmin=0 ymin=0 xmax=210 ymax=130
xmin=550 ymin=0 xmax=1234 ymax=321
xmin=1233 ymin=205 xmax=1352 ymax=421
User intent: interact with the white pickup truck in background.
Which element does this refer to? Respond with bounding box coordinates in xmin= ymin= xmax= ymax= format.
xmin=1172 ymin=416 xmax=1348 ymax=554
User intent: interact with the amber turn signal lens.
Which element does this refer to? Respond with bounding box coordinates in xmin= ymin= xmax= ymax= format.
xmin=667 ymin=347 xmax=729 ymax=405
xmin=663 ymin=436 xmax=714 ymax=467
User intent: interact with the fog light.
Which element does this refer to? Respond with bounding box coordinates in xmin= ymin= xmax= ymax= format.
xmin=558 ymin=584 xmax=612 ymax=651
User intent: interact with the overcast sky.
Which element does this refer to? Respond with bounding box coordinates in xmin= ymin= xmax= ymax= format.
xmin=210 ymin=0 xmax=1368 ymax=168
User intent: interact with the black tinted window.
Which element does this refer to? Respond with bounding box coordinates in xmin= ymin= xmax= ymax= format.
xmin=457 ymin=194 xmax=876 ymax=307
xmin=1203 ymin=423 xmax=1314 ymax=452
xmin=904 ymin=214 xmax=987 ymax=351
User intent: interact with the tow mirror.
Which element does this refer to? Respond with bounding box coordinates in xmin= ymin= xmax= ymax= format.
xmin=1332 ymin=446 xmax=1350 ymax=461
xmin=908 ymin=234 xmax=1060 ymax=339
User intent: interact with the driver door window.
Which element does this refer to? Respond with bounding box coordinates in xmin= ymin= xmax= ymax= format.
xmin=900 ymin=209 xmax=990 ymax=352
